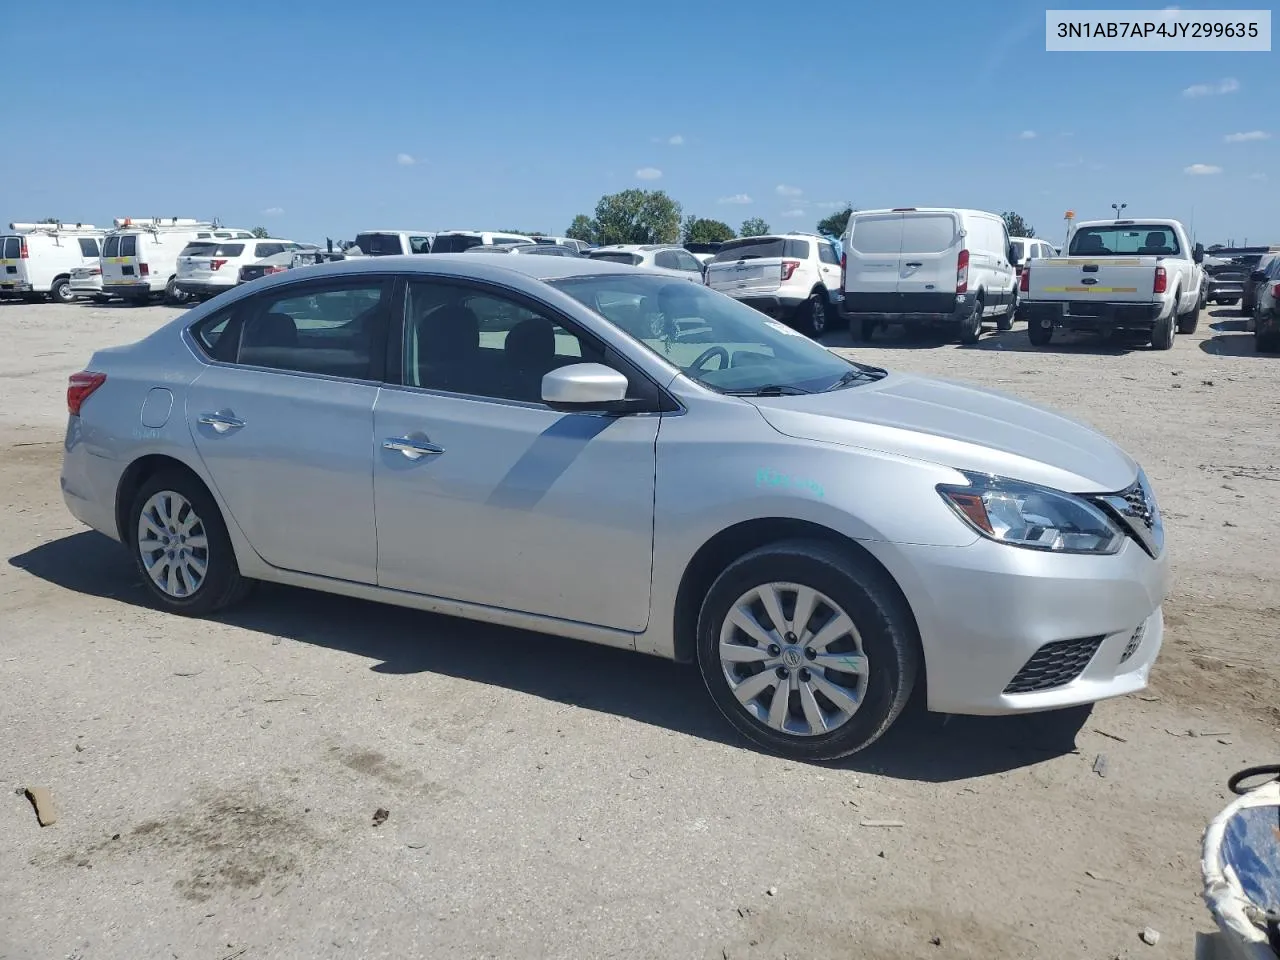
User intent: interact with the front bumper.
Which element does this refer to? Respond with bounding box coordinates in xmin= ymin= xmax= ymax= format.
xmin=862 ymin=534 xmax=1169 ymax=716
xmin=1022 ymin=299 xmax=1163 ymax=333
xmin=174 ymin=279 xmax=235 ymax=297
xmin=842 ymin=291 xmax=976 ymax=326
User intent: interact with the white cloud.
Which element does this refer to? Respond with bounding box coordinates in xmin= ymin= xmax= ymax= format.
xmin=396 ymin=153 xmax=416 ymax=166
xmin=1248 ymin=172 xmax=1268 ymax=181
xmin=262 ymin=207 xmax=284 ymax=216
xmin=781 ymin=208 xmax=806 ymax=218
xmin=667 ymin=134 xmax=684 ymax=145
xmin=1054 ymin=156 xmax=1084 ymax=169
xmin=1225 ymin=130 xmax=1271 ymax=143
xmin=775 ymin=184 xmax=803 ymax=197
xmin=1183 ymin=77 xmax=1239 ymax=97
xmin=1184 ymin=163 xmax=1223 ymax=175
xmin=1017 ymin=130 xmax=1037 ymax=140
xmin=635 ymin=166 xmax=662 ymax=180
xmin=812 ymin=201 xmax=849 ymax=210
xmin=717 ymin=193 xmax=753 ymax=205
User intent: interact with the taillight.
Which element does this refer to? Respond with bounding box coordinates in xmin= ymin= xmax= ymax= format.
xmin=90 ymin=267 xmax=101 ymax=276
xmin=67 ymin=371 xmax=106 ymax=415
xmin=840 ymin=251 xmax=847 ymax=288
xmin=265 ymin=265 xmax=287 ymax=275
xmin=1272 ymin=282 xmax=1280 ymax=299
xmin=211 ymin=259 xmax=228 ymax=271
xmin=139 ymin=263 xmax=150 ymax=277
xmin=1153 ymin=266 xmax=1167 ymax=294
xmin=780 ymin=259 xmax=800 ymax=282
xmin=956 ymin=248 xmax=970 ymax=294
xmin=1020 ymin=264 xmax=1030 ymax=293
xmin=19 ymin=238 xmax=29 ymax=259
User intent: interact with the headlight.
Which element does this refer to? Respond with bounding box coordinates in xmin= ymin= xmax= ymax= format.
xmin=937 ymin=472 xmax=1124 ymax=555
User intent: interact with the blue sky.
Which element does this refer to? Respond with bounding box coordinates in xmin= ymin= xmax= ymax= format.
xmin=2 ymin=1 xmax=1275 ymax=246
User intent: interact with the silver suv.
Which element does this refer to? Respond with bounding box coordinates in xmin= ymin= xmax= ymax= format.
xmin=584 ymin=244 xmax=705 ymax=282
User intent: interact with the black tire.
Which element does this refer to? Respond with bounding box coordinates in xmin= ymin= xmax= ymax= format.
xmin=1257 ymin=329 xmax=1280 ymax=354
xmin=164 ymin=277 xmax=189 ymax=305
xmin=959 ymin=297 xmax=983 ymax=344
xmin=1225 ymin=298 xmax=1240 ymax=306
xmin=128 ymin=468 xmax=252 ymax=616
xmin=1027 ymin=318 xmax=1053 ymax=346
xmin=800 ymin=291 xmax=830 ymax=338
xmin=996 ymin=298 xmax=1015 ymax=331
xmin=50 ymin=277 xmax=73 ymax=304
xmin=1176 ymin=300 xmax=1200 ymax=334
xmin=1150 ymin=310 xmax=1175 ymax=350
xmin=853 ymin=317 xmax=877 ymax=341
xmin=695 ymin=539 xmax=920 ymax=761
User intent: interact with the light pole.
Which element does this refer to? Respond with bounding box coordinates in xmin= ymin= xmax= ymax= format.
xmin=1111 ymin=202 xmax=1127 ymax=219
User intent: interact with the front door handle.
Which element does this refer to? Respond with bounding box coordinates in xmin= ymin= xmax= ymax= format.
xmin=198 ymin=412 xmax=246 ymax=433
xmin=383 ymin=437 xmax=445 ymax=460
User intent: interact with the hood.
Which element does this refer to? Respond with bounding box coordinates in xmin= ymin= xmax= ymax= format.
xmin=747 ymin=372 xmax=1137 ymax=493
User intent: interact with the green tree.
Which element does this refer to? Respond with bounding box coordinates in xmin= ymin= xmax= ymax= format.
xmin=681 ymin=216 xmax=736 ymax=244
xmin=739 ymin=217 xmax=771 ymax=237
xmin=587 ymin=189 xmax=682 ymax=245
xmin=499 ymin=230 xmax=543 ymax=237
xmin=565 ymin=215 xmax=596 ymax=243
xmin=815 ymin=205 xmax=854 ymax=238
xmin=251 ymin=226 xmax=269 ymax=238
xmin=1001 ymin=211 xmax=1035 ymax=238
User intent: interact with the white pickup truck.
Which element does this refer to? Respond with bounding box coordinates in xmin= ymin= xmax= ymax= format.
xmin=1018 ymin=218 xmax=1205 ymax=350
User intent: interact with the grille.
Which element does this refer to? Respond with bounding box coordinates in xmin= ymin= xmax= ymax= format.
xmin=1120 ymin=624 xmax=1145 ymax=664
xmin=1091 ymin=473 xmax=1165 ymax=558
xmin=1003 ymin=635 xmax=1105 ymax=694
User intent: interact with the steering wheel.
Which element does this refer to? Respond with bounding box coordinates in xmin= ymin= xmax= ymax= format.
xmin=689 ymin=345 xmax=730 ymax=372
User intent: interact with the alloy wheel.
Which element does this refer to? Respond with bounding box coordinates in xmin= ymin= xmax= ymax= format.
xmin=718 ymin=581 xmax=869 ymax=736
xmin=136 ymin=490 xmax=210 ymax=598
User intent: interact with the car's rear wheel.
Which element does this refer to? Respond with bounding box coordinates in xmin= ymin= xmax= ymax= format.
xmin=1150 ymin=309 xmax=1176 ymax=350
xmin=1027 ymin=317 xmax=1053 ymax=346
xmin=996 ymin=294 xmax=1016 ymax=331
xmin=802 ymin=292 xmax=830 ymax=338
xmin=959 ymin=297 xmax=983 ymax=344
xmin=1177 ymin=299 xmax=1201 ymax=334
xmin=129 ymin=469 xmax=251 ymax=616
xmin=50 ymin=277 xmax=73 ymax=304
xmin=696 ymin=540 xmax=920 ymax=761
xmin=164 ymin=277 xmax=189 ymax=305
xmin=853 ymin=318 xmax=877 ymax=341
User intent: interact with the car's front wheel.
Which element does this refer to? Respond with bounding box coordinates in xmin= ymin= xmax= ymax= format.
xmin=800 ymin=292 xmax=830 ymax=338
xmin=696 ymin=540 xmax=920 ymax=761
xmin=129 ymin=469 xmax=251 ymax=615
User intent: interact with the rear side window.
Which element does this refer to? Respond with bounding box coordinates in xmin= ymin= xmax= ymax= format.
xmin=353 ymin=233 xmax=405 ymax=256
xmin=848 ymin=217 xmax=902 ymax=254
xmin=78 ymin=238 xmax=100 ymax=257
xmin=102 ymin=235 xmax=120 ymax=257
xmin=818 ymin=242 xmax=840 ymax=265
xmin=254 ymin=243 xmax=285 ymax=258
xmin=409 ymin=235 xmax=432 ymax=253
xmin=431 ymin=234 xmax=483 ymax=253
xmin=784 ymin=239 xmax=811 ymax=259
xmin=180 ymin=242 xmax=217 ymax=257
xmin=900 ymin=215 xmax=957 ymax=253
xmin=2 ymin=237 xmax=20 ymax=259
xmin=119 ymin=235 xmax=138 ymax=257
xmin=654 ymin=250 xmax=680 ymax=269
xmin=214 ymin=243 xmax=246 ymax=257
xmin=236 ymin=282 xmax=389 ymax=379
xmin=1010 ymin=240 xmax=1027 ymax=261
xmin=712 ymin=238 xmax=787 ymax=261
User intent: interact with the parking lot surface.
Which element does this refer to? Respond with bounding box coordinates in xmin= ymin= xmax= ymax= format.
xmin=2 ymin=300 xmax=1277 ymax=959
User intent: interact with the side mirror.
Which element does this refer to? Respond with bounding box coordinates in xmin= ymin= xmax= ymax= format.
xmin=1007 ymin=246 xmax=1022 ymax=266
xmin=541 ymin=363 xmax=631 ymax=413
xmin=1251 ymin=270 xmax=1268 ymax=282
xmin=1193 ymin=243 xmax=1205 ymax=264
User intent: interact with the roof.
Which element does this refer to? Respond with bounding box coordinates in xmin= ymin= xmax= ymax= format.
xmin=289 ymin=252 xmax=651 ymax=283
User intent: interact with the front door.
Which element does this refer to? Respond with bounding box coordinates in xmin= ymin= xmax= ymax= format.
xmin=185 ymin=275 xmax=393 ymax=584
xmin=372 ymin=278 xmax=659 ymax=632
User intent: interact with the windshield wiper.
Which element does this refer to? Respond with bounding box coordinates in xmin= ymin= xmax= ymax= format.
xmin=823 ymin=367 xmax=886 ymax=391
xmin=723 ymin=384 xmax=811 ymax=396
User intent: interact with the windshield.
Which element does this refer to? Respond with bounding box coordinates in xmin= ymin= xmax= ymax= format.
xmin=1069 ymin=224 xmax=1181 ymax=256
xmin=549 ymin=274 xmax=881 ymax=394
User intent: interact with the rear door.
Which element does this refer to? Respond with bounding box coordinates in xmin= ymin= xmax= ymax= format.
xmin=185 ymin=275 xmax=392 ymax=583
xmin=896 ymin=212 xmax=961 ymax=313
xmin=102 ymin=233 xmax=142 ymax=289
xmin=0 ymin=236 xmax=22 ymax=290
xmin=816 ymin=239 xmax=842 ymax=297
xmin=177 ymin=242 xmax=218 ymax=280
xmin=706 ymin=237 xmax=788 ymax=296
xmin=843 ymin=212 xmax=903 ymax=309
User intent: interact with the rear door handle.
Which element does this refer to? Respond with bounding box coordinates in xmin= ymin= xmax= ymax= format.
xmin=383 ymin=437 xmax=445 ymax=460
xmin=904 ymin=261 xmax=923 ymax=267
xmin=198 ymin=412 xmax=246 ymax=433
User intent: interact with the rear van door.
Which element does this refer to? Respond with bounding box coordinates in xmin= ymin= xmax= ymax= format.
xmin=0 ymin=236 xmax=23 ymax=290
xmin=843 ymin=212 xmax=904 ymax=310
xmin=102 ymin=233 xmax=143 ymax=289
xmin=896 ymin=211 xmax=961 ymax=313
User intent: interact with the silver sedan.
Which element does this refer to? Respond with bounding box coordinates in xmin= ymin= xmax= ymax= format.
xmin=60 ymin=253 xmax=1169 ymax=760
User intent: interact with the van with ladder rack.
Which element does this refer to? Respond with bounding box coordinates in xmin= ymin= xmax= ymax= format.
xmin=100 ymin=218 xmax=249 ymax=305
xmin=0 ymin=222 xmax=105 ymax=303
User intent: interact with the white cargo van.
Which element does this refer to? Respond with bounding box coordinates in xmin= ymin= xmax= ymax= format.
xmin=100 ymin=218 xmax=226 ymax=304
xmin=0 ymin=222 xmax=105 ymax=303
xmin=841 ymin=207 xmax=1018 ymax=343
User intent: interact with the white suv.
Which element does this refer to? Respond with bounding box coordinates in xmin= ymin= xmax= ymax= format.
xmin=174 ymin=238 xmax=305 ymax=300
xmin=704 ymin=233 xmax=843 ymax=336
xmin=584 ymin=244 xmax=705 ymax=282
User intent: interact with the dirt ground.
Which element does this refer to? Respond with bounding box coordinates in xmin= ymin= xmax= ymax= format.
xmin=1 ymin=299 xmax=1276 ymax=960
